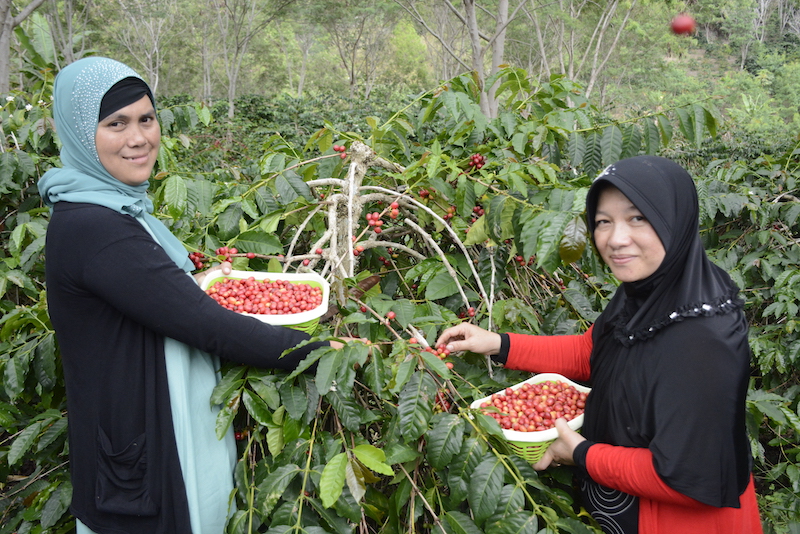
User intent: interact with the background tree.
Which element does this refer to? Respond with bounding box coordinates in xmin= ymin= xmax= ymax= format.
xmin=0 ymin=0 xmax=46 ymax=92
xmin=42 ymin=0 xmax=94 ymax=67
xmin=520 ymin=0 xmax=639 ymax=99
xmin=309 ymin=0 xmax=400 ymax=100
xmin=95 ymin=0 xmax=180 ymax=93
xmin=211 ymin=0 xmax=296 ymax=118
xmin=396 ymin=0 xmax=527 ymax=118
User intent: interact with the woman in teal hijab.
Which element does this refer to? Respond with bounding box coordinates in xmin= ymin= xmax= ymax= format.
xmin=40 ymin=57 xmax=344 ymax=534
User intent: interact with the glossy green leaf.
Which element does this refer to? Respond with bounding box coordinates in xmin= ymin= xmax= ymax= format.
xmin=600 ymin=124 xmax=622 ymax=166
xmin=279 ymin=381 xmax=307 ymax=421
xmin=442 ymin=510 xmax=484 ymax=534
xmin=397 ymin=371 xmax=436 ymax=441
xmin=256 ymin=464 xmax=300 ymax=516
xmin=316 ymin=349 xmax=344 ymax=395
xmin=484 ymin=511 xmax=538 ymax=534
xmin=231 ymin=230 xmax=284 ymax=255
xmin=353 ymin=444 xmax=394 ymax=476
xmin=163 ymin=174 xmax=187 ymax=218
xmin=327 ymin=389 xmax=363 ymax=432
xmin=210 ymin=367 xmax=246 ymax=405
xmin=242 ymin=389 xmax=274 ymax=426
xmin=40 ymin=481 xmax=72 ymax=529
xmin=320 ymin=452 xmax=348 ymax=508
xmin=8 ymin=420 xmax=44 ymax=465
xmin=418 ymin=349 xmax=452 ymax=380
xmin=425 ymin=413 xmax=464 ymax=469
xmin=424 ymin=269 xmax=460 ymax=301
xmin=467 ymin=456 xmax=504 ymax=524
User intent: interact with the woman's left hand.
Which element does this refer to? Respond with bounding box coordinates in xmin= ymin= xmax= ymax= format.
xmin=193 ymin=261 xmax=232 ymax=285
xmin=532 ymin=418 xmax=587 ymax=470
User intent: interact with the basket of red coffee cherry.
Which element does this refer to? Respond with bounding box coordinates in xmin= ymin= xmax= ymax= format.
xmin=200 ymin=270 xmax=329 ymax=334
xmin=470 ymin=373 xmax=591 ymax=464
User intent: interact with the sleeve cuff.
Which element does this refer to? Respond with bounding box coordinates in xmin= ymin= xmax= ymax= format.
xmin=572 ymin=439 xmax=595 ymax=478
xmin=490 ymin=333 xmax=510 ymax=364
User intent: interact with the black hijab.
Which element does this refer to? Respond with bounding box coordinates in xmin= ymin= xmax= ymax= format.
xmin=98 ymin=76 xmax=154 ymax=121
xmin=582 ymin=156 xmax=752 ymax=508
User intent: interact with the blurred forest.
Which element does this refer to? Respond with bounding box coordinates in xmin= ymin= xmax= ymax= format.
xmin=4 ymin=0 xmax=800 ymax=140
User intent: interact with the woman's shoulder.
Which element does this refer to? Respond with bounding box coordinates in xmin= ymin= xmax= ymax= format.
xmin=671 ymin=308 xmax=748 ymax=337
xmin=51 ymin=202 xmax=139 ymax=230
xmin=53 ymin=201 xmax=123 ymax=217
xmin=49 ymin=202 xmax=148 ymax=251
xmin=658 ymin=311 xmax=750 ymax=366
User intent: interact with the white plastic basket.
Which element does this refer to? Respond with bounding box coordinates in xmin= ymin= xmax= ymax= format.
xmin=470 ymin=373 xmax=591 ymax=463
xmin=200 ymin=270 xmax=330 ymax=333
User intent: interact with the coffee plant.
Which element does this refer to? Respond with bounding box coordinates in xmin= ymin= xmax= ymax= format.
xmin=1 ymin=65 xmax=798 ymax=534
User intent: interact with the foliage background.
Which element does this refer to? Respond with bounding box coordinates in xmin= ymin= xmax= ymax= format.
xmin=1 ymin=1 xmax=800 ymax=533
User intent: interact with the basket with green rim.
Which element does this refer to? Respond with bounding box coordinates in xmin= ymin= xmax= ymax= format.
xmin=200 ymin=270 xmax=330 ymax=335
xmin=470 ymin=373 xmax=591 ymax=464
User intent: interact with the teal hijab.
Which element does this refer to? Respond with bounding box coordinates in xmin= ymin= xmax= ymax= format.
xmin=38 ymin=56 xmax=193 ymax=272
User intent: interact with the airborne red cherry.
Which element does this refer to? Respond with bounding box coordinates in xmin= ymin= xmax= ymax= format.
xmin=671 ymin=13 xmax=695 ymax=35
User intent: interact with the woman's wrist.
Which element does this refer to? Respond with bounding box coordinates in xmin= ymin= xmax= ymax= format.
xmin=572 ymin=439 xmax=595 ymax=478
xmin=490 ymin=333 xmax=510 ymax=364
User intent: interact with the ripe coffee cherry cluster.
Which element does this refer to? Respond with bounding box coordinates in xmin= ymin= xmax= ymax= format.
xmin=442 ymin=205 xmax=456 ymax=221
xmin=389 ymin=201 xmax=400 ymax=219
xmin=205 ymin=277 xmax=323 ymax=315
xmin=514 ymin=255 xmax=534 ymax=267
xmin=215 ymin=246 xmax=238 ymax=262
xmin=418 ymin=188 xmax=431 ymax=199
xmin=457 ymin=306 xmax=476 ymax=319
xmin=333 ymin=144 xmax=347 ymax=159
xmin=425 ymin=343 xmax=455 ymax=369
xmin=377 ymin=256 xmax=392 ymax=267
xmin=479 ymin=380 xmax=587 ymax=432
xmin=190 ymin=248 xmax=256 ymax=270
xmin=365 ymin=211 xmax=384 ymax=234
xmin=469 ymin=153 xmax=486 ymax=169
xmin=189 ymin=251 xmax=206 ymax=270
xmin=407 ymin=339 xmax=455 ymax=369
xmin=470 ymin=205 xmax=485 ymax=223
xmin=434 ymin=390 xmax=452 ymax=412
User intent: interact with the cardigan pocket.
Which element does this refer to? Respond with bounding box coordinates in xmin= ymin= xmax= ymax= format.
xmin=95 ymin=428 xmax=158 ymax=516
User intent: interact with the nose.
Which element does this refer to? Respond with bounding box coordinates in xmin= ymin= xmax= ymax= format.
xmin=126 ymin=124 xmax=148 ymax=146
xmin=607 ymin=223 xmax=632 ymax=248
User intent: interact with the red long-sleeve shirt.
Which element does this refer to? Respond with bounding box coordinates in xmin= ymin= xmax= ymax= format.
xmin=505 ymin=328 xmax=763 ymax=534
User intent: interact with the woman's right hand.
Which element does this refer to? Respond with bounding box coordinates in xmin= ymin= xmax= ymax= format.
xmin=435 ymin=323 xmax=501 ymax=355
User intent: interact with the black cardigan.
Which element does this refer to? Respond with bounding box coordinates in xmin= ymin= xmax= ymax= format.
xmin=45 ymin=202 xmax=325 ymax=533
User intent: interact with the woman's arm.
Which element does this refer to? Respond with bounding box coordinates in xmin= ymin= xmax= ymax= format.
xmin=504 ymin=327 xmax=593 ymax=382
xmin=85 ymin=228 xmax=328 ymax=369
xmin=583 ymin=443 xmax=709 ymax=507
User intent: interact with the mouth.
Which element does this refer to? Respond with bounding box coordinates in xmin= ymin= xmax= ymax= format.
xmin=123 ymin=154 xmax=151 ymax=164
xmin=609 ymin=254 xmax=635 ymax=265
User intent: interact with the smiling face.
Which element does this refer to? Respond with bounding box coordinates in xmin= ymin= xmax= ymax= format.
xmin=95 ymin=95 xmax=160 ymax=186
xmin=593 ymin=186 xmax=666 ymax=283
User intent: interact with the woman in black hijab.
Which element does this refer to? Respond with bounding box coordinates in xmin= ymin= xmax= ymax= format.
xmin=437 ymin=156 xmax=762 ymax=533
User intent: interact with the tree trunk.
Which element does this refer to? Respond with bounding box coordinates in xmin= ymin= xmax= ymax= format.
xmin=0 ymin=0 xmax=47 ymax=93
